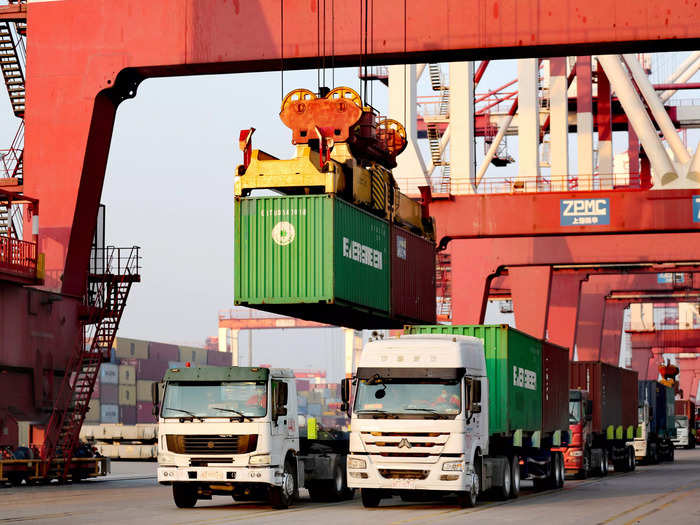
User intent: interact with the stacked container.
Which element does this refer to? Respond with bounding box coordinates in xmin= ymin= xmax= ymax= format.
xmin=89 ymin=337 xmax=236 ymax=425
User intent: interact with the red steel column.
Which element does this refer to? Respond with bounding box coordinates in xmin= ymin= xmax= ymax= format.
xmin=596 ymin=61 xmax=613 ymax=187
xmin=630 ymin=346 xmax=653 ymax=379
xmin=628 ymin=121 xmax=640 ymax=186
xmin=546 ymin=273 xmax=585 ymax=355
xmin=576 ymin=56 xmax=594 ymax=190
xmin=678 ymin=356 xmax=700 ymax=400
xmin=450 ymin=246 xmax=495 ymax=324
xmin=509 ymin=266 xmax=552 ymax=339
xmin=574 ymin=278 xmax=607 ymax=361
xmin=599 ymin=301 xmax=628 ymax=365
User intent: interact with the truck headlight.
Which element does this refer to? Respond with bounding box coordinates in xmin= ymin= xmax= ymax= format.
xmin=348 ymin=457 xmax=367 ymax=469
xmin=442 ymin=461 xmax=464 ymax=472
xmin=249 ymin=454 xmax=271 ymax=466
xmin=570 ymin=450 xmax=583 ymax=457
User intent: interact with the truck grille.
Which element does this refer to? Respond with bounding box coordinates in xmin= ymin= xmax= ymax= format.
xmin=166 ymin=434 xmax=258 ymax=455
xmin=379 ymin=469 xmax=429 ymax=480
xmin=361 ymin=432 xmax=449 ymax=460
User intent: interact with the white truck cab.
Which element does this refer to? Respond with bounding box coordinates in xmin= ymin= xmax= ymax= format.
xmin=344 ymin=335 xmax=489 ymax=507
xmin=155 ymin=366 xmax=350 ymax=509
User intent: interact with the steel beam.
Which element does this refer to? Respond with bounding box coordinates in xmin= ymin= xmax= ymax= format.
xmin=431 ymin=190 xmax=700 ymax=243
xmin=23 ymin=0 xmax=700 ymax=296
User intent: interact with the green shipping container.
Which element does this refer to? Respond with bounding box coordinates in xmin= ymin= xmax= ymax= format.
xmin=404 ymin=324 xmax=543 ymax=435
xmin=235 ymin=195 xmax=391 ymax=327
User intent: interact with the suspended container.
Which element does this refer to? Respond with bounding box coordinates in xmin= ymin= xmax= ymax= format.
xmin=235 ymin=194 xmax=394 ymax=328
xmin=390 ymin=224 xmax=436 ymax=324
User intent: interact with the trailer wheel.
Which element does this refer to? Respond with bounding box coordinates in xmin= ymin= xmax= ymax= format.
xmin=510 ymin=456 xmax=520 ymax=498
xmin=361 ymin=488 xmax=382 ymax=508
xmin=172 ymin=483 xmax=198 ymax=508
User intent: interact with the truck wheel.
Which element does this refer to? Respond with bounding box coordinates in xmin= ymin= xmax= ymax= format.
xmin=628 ymin=447 xmax=636 ymax=471
xmin=510 ymin=456 xmax=520 ymax=498
xmin=600 ymin=453 xmax=608 ymax=477
xmin=496 ymin=458 xmax=512 ymax=500
xmin=172 ymin=483 xmax=198 ymax=508
xmin=270 ymin=458 xmax=298 ymax=509
xmin=667 ymin=444 xmax=674 ymax=463
xmin=579 ymin=449 xmax=592 ymax=479
xmin=556 ymin=452 xmax=565 ymax=488
xmin=361 ymin=488 xmax=382 ymax=508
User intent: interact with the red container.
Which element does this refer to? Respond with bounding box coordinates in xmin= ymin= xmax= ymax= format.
xmin=148 ymin=342 xmax=179 ymax=362
xmin=206 ymin=350 xmax=233 ymax=366
xmin=296 ymin=380 xmax=310 ymax=392
xmin=541 ymin=341 xmax=569 ymax=433
xmin=100 ymin=383 xmax=119 ymax=405
xmin=137 ymin=402 xmax=156 ymax=423
xmin=293 ymin=370 xmax=326 ymax=379
xmin=120 ymin=405 xmax=136 ymax=425
xmin=570 ymin=362 xmax=638 ymax=434
xmin=390 ymin=225 xmax=436 ymax=324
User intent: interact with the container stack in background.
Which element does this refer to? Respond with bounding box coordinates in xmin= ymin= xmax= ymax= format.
xmin=83 ymin=336 xmax=234 ymax=458
xmin=292 ymin=370 xmax=348 ymax=434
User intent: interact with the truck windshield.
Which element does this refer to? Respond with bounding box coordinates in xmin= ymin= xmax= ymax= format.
xmin=675 ymin=417 xmax=688 ymax=429
xmin=161 ymin=381 xmax=267 ymax=419
xmin=354 ymin=379 xmax=461 ymax=419
xmin=568 ymin=400 xmax=582 ymax=424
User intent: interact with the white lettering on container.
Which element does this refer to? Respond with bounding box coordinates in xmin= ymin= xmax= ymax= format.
xmin=343 ymin=237 xmax=383 ymax=270
xmin=513 ymin=366 xmax=537 ymax=391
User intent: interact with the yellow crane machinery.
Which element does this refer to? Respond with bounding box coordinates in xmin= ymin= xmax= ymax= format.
xmin=234 ymin=87 xmax=433 ymax=239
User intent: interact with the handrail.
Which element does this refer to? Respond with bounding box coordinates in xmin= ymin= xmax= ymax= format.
xmin=0 ymin=234 xmax=36 ymax=276
xmin=399 ymin=172 xmax=644 ymax=195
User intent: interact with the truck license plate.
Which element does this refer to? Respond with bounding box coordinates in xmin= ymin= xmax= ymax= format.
xmin=202 ymin=471 xmax=224 ymax=481
xmin=391 ymin=479 xmax=416 ymax=489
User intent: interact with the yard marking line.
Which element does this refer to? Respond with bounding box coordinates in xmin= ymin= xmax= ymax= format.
xmin=622 ymin=489 xmax=696 ymax=525
xmin=597 ymin=478 xmax=700 ymax=525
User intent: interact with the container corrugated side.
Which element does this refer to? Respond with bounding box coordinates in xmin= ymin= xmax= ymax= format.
xmin=541 ymin=341 xmax=569 ymax=433
xmin=235 ymin=195 xmax=392 ymax=327
xmin=390 ymin=224 xmax=436 ymax=324
xmin=333 ymin=197 xmax=390 ymax=312
xmin=235 ymin=195 xmax=333 ymax=304
xmin=404 ymin=324 xmax=543 ymax=435
xmin=571 ymin=362 xmax=637 ymax=435
xmin=620 ymin=367 xmax=639 ymax=432
xmin=115 ymin=338 xmax=149 ymax=360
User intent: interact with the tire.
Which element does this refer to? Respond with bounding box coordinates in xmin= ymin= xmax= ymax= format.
xmin=496 ymin=458 xmax=512 ymax=500
xmin=172 ymin=483 xmax=198 ymax=509
xmin=556 ymin=452 xmax=565 ymax=488
xmin=361 ymin=488 xmax=382 ymax=508
xmin=510 ymin=456 xmax=520 ymax=498
xmin=628 ymin=447 xmax=636 ymax=472
xmin=310 ymin=463 xmax=347 ymax=502
xmin=457 ymin=454 xmax=481 ymax=508
xmin=599 ymin=453 xmax=608 ymax=477
xmin=578 ymin=448 xmax=591 ymax=479
xmin=270 ymin=458 xmax=298 ymax=509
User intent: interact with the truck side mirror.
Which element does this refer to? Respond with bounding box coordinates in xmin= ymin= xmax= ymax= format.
xmin=340 ymin=378 xmax=351 ymax=415
xmin=151 ymin=382 xmax=160 ymax=406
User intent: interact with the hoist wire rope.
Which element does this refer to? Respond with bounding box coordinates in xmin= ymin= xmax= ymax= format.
xmin=280 ymin=0 xmax=284 ymax=101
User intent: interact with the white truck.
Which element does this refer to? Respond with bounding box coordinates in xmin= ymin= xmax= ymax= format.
xmin=342 ymin=332 xmax=568 ymax=508
xmin=154 ymin=366 xmax=352 ymax=509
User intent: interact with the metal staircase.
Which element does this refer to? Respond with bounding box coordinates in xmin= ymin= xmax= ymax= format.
xmin=0 ymin=20 xmax=25 ymax=118
xmin=41 ymin=247 xmax=140 ymax=480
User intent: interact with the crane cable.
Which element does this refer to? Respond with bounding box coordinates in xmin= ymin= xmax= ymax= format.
xmin=280 ymin=0 xmax=284 ymax=101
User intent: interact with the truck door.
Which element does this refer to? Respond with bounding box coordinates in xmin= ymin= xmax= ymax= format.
xmin=464 ymin=377 xmax=484 ymax=457
xmin=271 ymin=380 xmax=293 ymax=440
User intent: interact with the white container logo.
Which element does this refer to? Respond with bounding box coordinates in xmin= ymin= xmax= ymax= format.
xmin=396 ymin=235 xmax=407 ymax=260
xmin=342 ymin=237 xmax=383 ymax=270
xmin=513 ymin=366 xmax=537 ymax=390
xmin=271 ymin=221 xmax=296 ymax=246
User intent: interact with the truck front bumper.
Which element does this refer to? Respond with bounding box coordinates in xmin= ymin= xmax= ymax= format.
xmin=347 ymin=458 xmax=469 ymax=493
xmin=158 ymin=466 xmax=279 ymax=486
